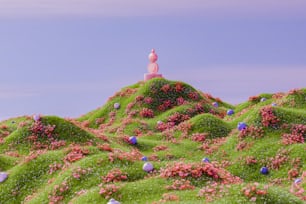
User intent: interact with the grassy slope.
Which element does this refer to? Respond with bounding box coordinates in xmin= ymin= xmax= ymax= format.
xmin=0 ymin=78 xmax=305 ymax=204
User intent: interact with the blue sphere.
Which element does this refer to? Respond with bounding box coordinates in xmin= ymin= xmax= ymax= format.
xmin=202 ymin=157 xmax=210 ymax=163
xmin=271 ymin=103 xmax=277 ymax=107
xmin=129 ymin=136 xmax=137 ymax=145
xmin=141 ymin=156 xmax=148 ymax=161
xmin=260 ymin=98 xmax=267 ymax=102
xmin=260 ymin=167 xmax=269 ymax=175
xmin=212 ymin=102 xmax=219 ymax=108
xmin=237 ymin=122 xmax=247 ymax=131
xmin=227 ymin=109 xmax=234 ymax=116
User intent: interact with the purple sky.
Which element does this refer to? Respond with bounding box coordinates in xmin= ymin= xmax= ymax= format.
xmin=1 ymin=1 xmax=306 ymax=121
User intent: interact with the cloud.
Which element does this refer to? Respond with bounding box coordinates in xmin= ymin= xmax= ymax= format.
xmin=0 ymin=0 xmax=306 ymax=19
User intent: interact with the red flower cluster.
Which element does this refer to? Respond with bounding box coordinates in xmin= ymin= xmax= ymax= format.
xmin=64 ymin=145 xmax=89 ymax=163
xmin=144 ymin=97 xmax=153 ymax=104
xmin=260 ymin=107 xmax=280 ymax=127
xmin=98 ymin=143 xmax=113 ymax=152
xmin=238 ymin=126 xmax=264 ymax=139
xmin=198 ymin=181 xmax=229 ymax=202
xmin=108 ymin=149 xmax=142 ymax=163
xmin=72 ymin=167 xmax=92 ymax=180
xmin=160 ymin=162 xmax=241 ymax=184
xmin=48 ymin=162 xmax=62 ymax=174
xmin=248 ymin=95 xmax=260 ymax=102
xmin=166 ymin=179 xmax=195 ymax=190
xmin=168 ymin=113 xmax=190 ymax=125
xmin=242 ymin=183 xmax=268 ymax=202
xmin=139 ymin=108 xmax=154 ymax=118
xmin=99 ymin=184 xmax=120 ymax=199
xmin=188 ymin=92 xmax=199 ymax=100
xmin=161 ymin=84 xmax=171 ymax=93
xmin=50 ymin=140 xmax=66 ymax=150
xmin=101 ymin=168 xmax=128 ymax=183
xmin=48 ymin=181 xmax=69 ymax=204
xmin=191 ymin=133 xmax=207 ymax=142
xmin=30 ymin=120 xmax=56 ymax=139
xmin=266 ymin=149 xmax=289 ymax=170
xmin=153 ymin=145 xmax=168 ymax=152
xmin=282 ymin=124 xmax=306 ymax=145
xmin=175 ymin=82 xmax=184 ymax=92
xmin=245 ymin=156 xmax=257 ymax=165
xmin=290 ymin=171 xmax=306 ymax=201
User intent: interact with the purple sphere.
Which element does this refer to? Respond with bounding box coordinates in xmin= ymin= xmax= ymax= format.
xmin=157 ymin=120 xmax=163 ymax=125
xmin=129 ymin=136 xmax=137 ymax=145
xmin=227 ymin=109 xmax=234 ymax=116
xmin=271 ymin=103 xmax=277 ymax=107
xmin=294 ymin=178 xmax=302 ymax=184
xmin=237 ymin=122 xmax=247 ymax=131
xmin=107 ymin=198 xmax=121 ymax=204
xmin=260 ymin=167 xmax=269 ymax=175
xmin=212 ymin=102 xmax=219 ymax=108
xmin=260 ymin=98 xmax=267 ymax=102
xmin=114 ymin=103 xmax=120 ymax=109
xmin=141 ymin=156 xmax=148 ymax=161
xmin=0 ymin=172 xmax=8 ymax=183
xmin=33 ymin=114 xmax=40 ymax=122
xmin=202 ymin=158 xmax=210 ymax=163
xmin=143 ymin=162 xmax=154 ymax=172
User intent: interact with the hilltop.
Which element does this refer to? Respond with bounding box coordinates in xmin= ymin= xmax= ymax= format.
xmin=0 ymin=78 xmax=305 ymax=204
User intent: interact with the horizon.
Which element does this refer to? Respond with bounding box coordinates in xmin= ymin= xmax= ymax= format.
xmin=1 ymin=0 xmax=306 ymax=121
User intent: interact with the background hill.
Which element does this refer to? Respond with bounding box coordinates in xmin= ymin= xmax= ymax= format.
xmin=0 ymin=78 xmax=305 ymax=203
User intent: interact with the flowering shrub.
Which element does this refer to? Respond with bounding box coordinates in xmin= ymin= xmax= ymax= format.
xmin=64 ymin=145 xmax=89 ymax=163
xmin=236 ymin=141 xmax=253 ymax=151
xmin=282 ymin=124 xmax=306 ymax=145
xmin=168 ymin=113 xmax=190 ymax=125
xmin=198 ymin=181 xmax=229 ymax=202
xmin=50 ymin=140 xmax=66 ymax=150
xmin=238 ymin=126 xmax=264 ymax=139
xmin=98 ymin=143 xmax=113 ymax=152
xmin=161 ymin=84 xmax=171 ymax=93
xmin=144 ymin=97 xmax=153 ymax=104
xmin=160 ymin=161 xmax=241 ymax=184
xmin=175 ymin=82 xmax=184 ymax=92
xmin=99 ymin=184 xmax=120 ymax=199
xmin=290 ymin=171 xmax=306 ymax=201
xmin=248 ymin=95 xmax=260 ymax=102
xmin=108 ymin=148 xmax=142 ymax=163
xmin=102 ymin=168 xmax=128 ymax=183
xmin=245 ymin=156 xmax=257 ymax=165
xmin=166 ymin=179 xmax=195 ymax=190
xmin=191 ymin=133 xmax=207 ymax=142
xmin=265 ymin=149 xmax=289 ymax=170
xmin=241 ymin=183 xmax=268 ymax=202
xmin=30 ymin=121 xmax=56 ymax=139
xmin=260 ymin=107 xmax=280 ymax=127
xmin=152 ymin=193 xmax=180 ymax=203
xmin=139 ymin=108 xmax=154 ymax=118
xmin=48 ymin=181 xmax=70 ymax=204
xmin=176 ymin=97 xmax=185 ymax=106
xmin=188 ymin=92 xmax=199 ymax=100
xmin=72 ymin=167 xmax=92 ymax=180
xmin=48 ymin=162 xmax=62 ymax=174
xmin=153 ymin=145 xmax=168 ymax=152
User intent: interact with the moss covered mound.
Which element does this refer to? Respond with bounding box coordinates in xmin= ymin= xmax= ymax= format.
xmin=0 ymin=80 xmax=305 ymax=204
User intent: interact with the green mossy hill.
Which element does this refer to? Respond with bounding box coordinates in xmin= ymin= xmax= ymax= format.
xmin=0 ymin=80 xmax=305 ymax=204
xmin=79 ymin=78 xmax=228 ymax=129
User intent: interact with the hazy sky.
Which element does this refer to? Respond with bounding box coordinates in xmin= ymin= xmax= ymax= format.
xmin=1 ymin=0 xmax=306 ymax=120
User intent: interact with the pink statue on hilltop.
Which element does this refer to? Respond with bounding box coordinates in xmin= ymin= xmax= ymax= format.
xmin=144 ymin=49 xmax=163 ymax=81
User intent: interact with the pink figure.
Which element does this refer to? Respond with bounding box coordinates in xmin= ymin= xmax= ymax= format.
xmin=144 ymin=49 xmax=163 ymax=81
